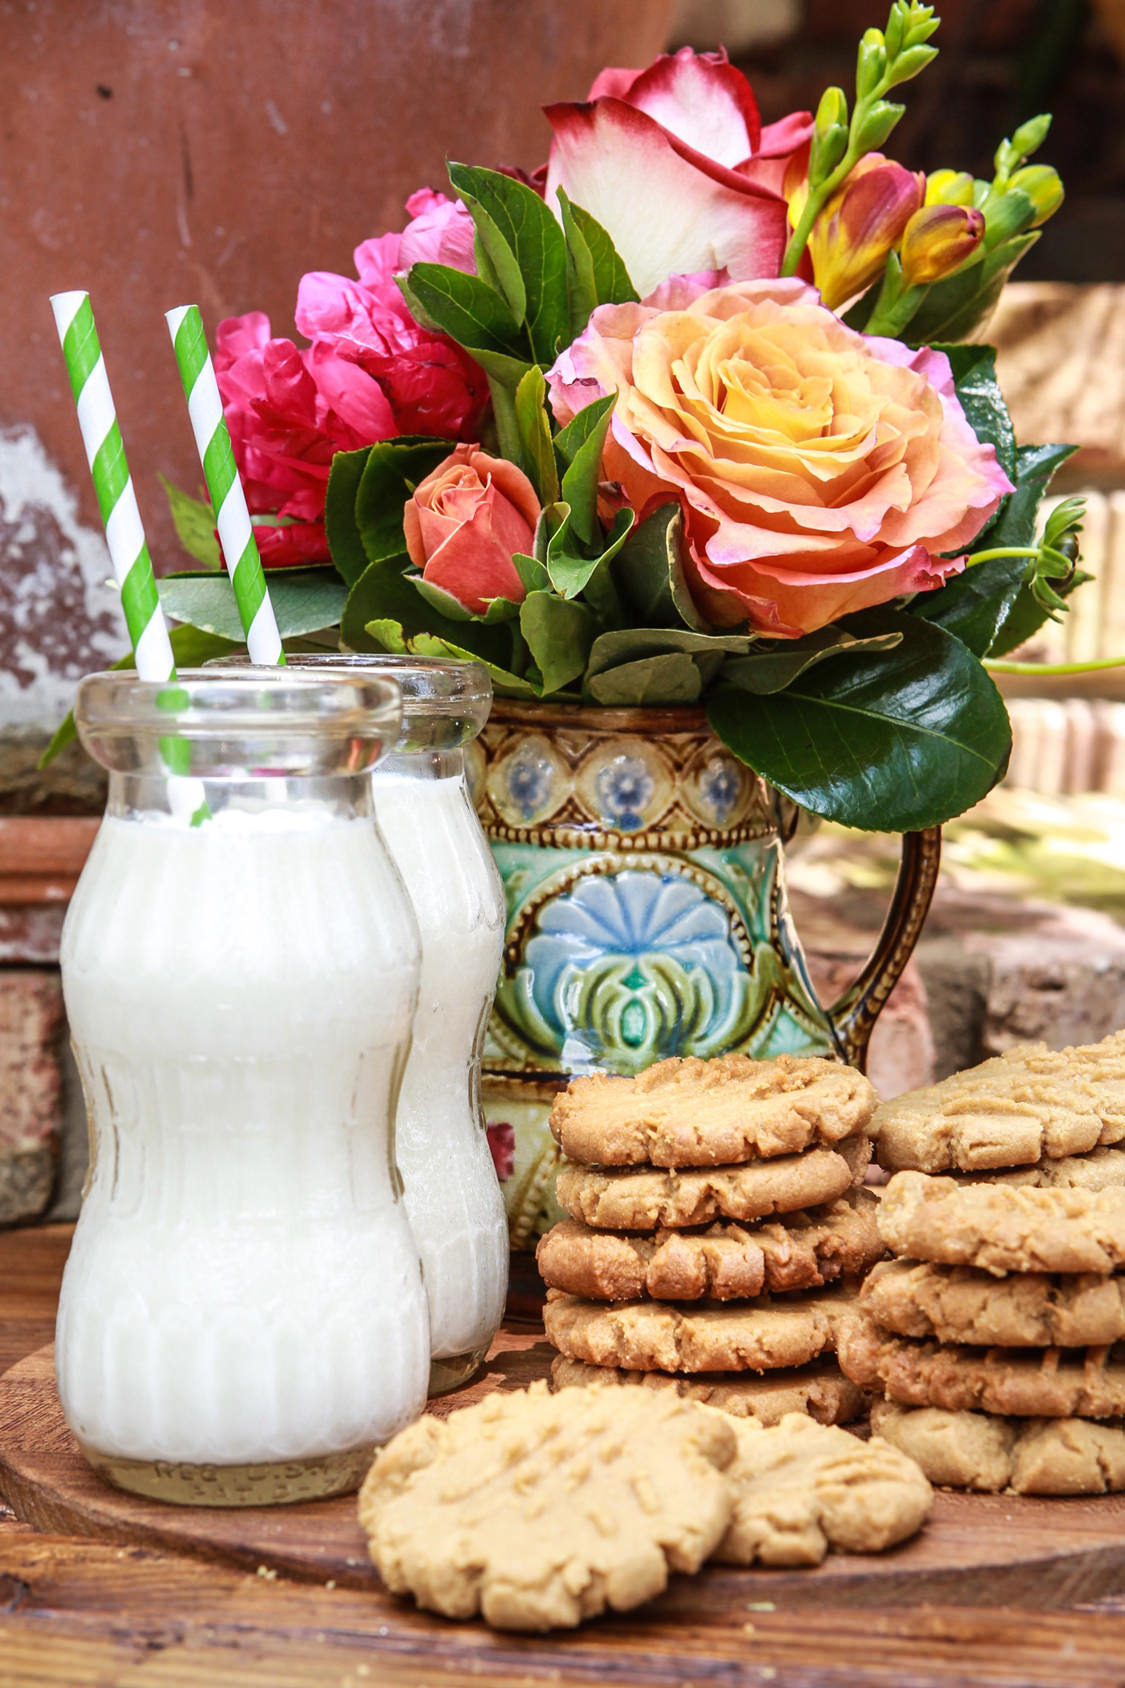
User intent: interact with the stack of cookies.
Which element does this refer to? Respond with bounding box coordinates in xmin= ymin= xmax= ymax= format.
xmin=536 ymin=1053 xmax=885 ymax=1425
xmin=839 ymin=1029 xmax=1125 ymax=1494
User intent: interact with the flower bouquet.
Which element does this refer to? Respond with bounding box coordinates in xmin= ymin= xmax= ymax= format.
xmin=150 ymin=1 xmax=1094 ymax=835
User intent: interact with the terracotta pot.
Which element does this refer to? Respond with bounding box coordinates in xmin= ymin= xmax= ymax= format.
xmin=470 ymin=700 xmax=942 ymax=1247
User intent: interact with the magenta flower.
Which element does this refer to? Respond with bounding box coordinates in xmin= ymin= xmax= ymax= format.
xmin=214 ymin=192 xmax=488 ymax=568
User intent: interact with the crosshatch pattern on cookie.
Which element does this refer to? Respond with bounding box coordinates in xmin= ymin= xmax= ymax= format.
xmin=555 ymin=1138 xmax=872 ymax=1231
xmin=877 ymin=1172 xmax=1125 ymax=1275
xmin=839 ymin=1312 xmax=1125 ymax=1418
xmin=537 ymin=1191 xmax=885 ymax=1302
xmin=543 ymin=1285 xmax=857 ymax=1375
xmin=550 ymin=1354 xmax=869 ymax=1425
xmin=549 ymin=1055 xmax=877 ymax=1169
xmin=861 ymin=1259 xmax=1125 ymax=1348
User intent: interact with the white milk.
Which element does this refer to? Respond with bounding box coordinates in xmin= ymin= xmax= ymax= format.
xmin=372 ymin=768 xmax=508 ymax=1378
xmin=56 ymin=806 xmax=427 ymax=1477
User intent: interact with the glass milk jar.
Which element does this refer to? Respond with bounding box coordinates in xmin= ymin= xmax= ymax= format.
xmin=274 ymin=656 xmax=508 ymax=1394
xmin=56 ymin=670 xmax=427 ymax=1506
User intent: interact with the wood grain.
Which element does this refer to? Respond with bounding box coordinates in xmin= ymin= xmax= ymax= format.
xmin=6 ymin=1338 xmax=1125 ymax=1611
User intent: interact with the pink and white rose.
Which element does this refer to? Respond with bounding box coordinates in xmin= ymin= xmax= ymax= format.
xmin=544 ymin=48 xmax=811 ymax=298
xmin=547 ymin=277 xmax=1014 ymax=637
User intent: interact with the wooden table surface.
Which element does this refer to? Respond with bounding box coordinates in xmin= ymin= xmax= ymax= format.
xmin=4 ymin=1227 xmax=1125 ymax=1688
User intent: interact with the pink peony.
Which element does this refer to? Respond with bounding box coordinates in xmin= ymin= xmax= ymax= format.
xmin=403 ymin=445 xmax=539 ymax=613
xmin=544 ymin=49 xmax=811 ymax=299
xmin=214 ymin=193 xmax=488 ymax=567
xmin=547 ymin=277 xmax=1014 ymax=637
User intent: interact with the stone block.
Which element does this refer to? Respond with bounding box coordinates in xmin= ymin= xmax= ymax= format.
xmin=0 ymin=969 xmax=62 ymax=1224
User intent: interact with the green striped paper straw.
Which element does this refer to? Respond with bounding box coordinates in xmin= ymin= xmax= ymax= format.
xmin=50 ymin=290 xmax=176 ymax=682
xmin=166 ymin=304 xmax=284 ymax=667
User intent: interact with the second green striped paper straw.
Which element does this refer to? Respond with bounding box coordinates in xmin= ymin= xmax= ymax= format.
xmin=166 ymin=305 xmax=285 ymax=667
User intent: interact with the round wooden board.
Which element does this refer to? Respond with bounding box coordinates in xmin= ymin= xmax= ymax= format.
xmin=4 ymin=1339 xmax=1125 ymax=1610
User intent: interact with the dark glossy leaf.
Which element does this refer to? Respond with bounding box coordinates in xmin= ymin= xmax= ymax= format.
xmin=160 ymin=477 xmax=221 ymax=570
xmin=519 ymin=591 xmax=595 ymax=694
xmin=323 ymin=448 xmax=372 ymax=586
xmin=914 ymin=556 xmax=1028 ymax=657
xmin=721 ymin=626 xmax=903 ymax=693
xmin=989 ymin=567 xmax=1092 ymax=658
xmin=158 ymin=573 xmax=348 ymax=642
xmin=706 ymin=608 xmax=1011 ymax=832
xmin=355 ymin=438 xmax=451 ymax=567
xmin=611 ymin=502 xmax=708 ymax=631
xmin=905 ymin=232 xmax=1039 ymax=344
xmin=588 ymin=651 xmax=703 ymax=706
xmin=972 ymin=441 xmax=1076 ymax=555
xmin=447 ymin=163 xmax=570 ymax=365
xmin=940 ymin=344 xmax=1016 ymax=481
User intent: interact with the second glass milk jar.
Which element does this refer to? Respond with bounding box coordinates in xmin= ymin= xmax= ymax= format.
xmin=55 ymin=670 xmax=427 ymax=1505
xmin=273 ymin=655 xmax=509 ymax=1394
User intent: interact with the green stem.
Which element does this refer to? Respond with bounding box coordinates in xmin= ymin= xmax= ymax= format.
xmin=965 ymin=544 xmax=1074 ymax=570
xmin=985 ymin=655 xmax=1125 ymax=675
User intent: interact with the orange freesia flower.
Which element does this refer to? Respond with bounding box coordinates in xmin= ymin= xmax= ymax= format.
xmin=792 ymin=154 xmax=925 ymax=309
xmin=900 ymin=203 xmax=986 ymax=287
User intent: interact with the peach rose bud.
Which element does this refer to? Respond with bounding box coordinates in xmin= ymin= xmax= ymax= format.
xmin=900 ymin=203 xmax=986 ymax=288
xmin=403 ymin=444 xmax=540 ymax=614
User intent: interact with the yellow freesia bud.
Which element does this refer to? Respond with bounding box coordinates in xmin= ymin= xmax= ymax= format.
xmin=1008 ymin=164 xmax=1064 ymax=226
xmin=900 ymin=203 xmax=986 ymax=287
xmin=806 ymin=154 xmax=924 ymax=309
xmin=925 ymin=169 xmax=975 ymax=208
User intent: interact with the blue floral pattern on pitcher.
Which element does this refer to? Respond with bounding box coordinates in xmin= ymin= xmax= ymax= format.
xmin=594 ymin=757 xmax=655 ymax=831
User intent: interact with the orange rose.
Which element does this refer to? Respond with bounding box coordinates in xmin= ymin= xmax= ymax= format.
xmin=403 ymin=445 xmax=540 ymax=613
xmin=547 ymin=278 xmax=1012 ymax=636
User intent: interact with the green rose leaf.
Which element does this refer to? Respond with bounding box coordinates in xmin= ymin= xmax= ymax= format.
xmin=905 ymin=232 xmax=1039 ymax=345
xmin=367 ymin=621 xmax=540 ymax=697
xmin=447 ymin=163 xmax=571 ymax=367
xmin=323 ymin=447 xmax=373 ymax=587
xmin=587 ymin=625 xmax=759 ymax=676
xmin=941 ymin=343 xmax=1017 ymax=482
xmin=612 ymin=502 xmax=708 ymax=632
xmin=409 ymin=575 xmax=475 ymax=622
xmin=706 ymin=608 xmax=1012 ymax=832
xmin=355 ymin=437 xmax=453 ymax=570
xmin=158 ymin=572 xmax=348 ymax=642
xmin=519 ymin=590 xmax=596 ymax=694
xmin=588 ymin=651 xmax=704 ymax=706
xmin=559 ymin=195 xmax=639 ymax=311
xmin=557 ymin=394 xmax=616 ymax=548
xmin=512 ymin=550 xmax=550 ymax=594
xmin=345 ymin=554 xmax=524 ymax=676
xmin=513 ymin=365 xmax=559 ymax=505
xmin=39 ymin=623 xmax=241 ymax=768
xmin=160 ymin=477 xmax=221 ymax=570
xmin=720 ymin=625 xmax=904 ymax=693
xmin=397 ymin=265 xmax=531 ymax=384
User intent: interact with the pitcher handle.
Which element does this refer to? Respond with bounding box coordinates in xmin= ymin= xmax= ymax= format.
xmin=826 ymin=826 xmax=942 ymax=1072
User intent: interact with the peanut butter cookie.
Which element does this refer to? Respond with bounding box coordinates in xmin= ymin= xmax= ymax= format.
xmin=870 ymin=1400 xmax=1125 ymax=1495
xmin=956 ymin=1145 xmax=1125 ymax=1191
xmin=544 ymin=1285 xmax=855 ymax=1374
xmin=536 ymin=1191 xmax=884 ymax=1303
xmin=877 ymin=1171 xmax=1125 ymax=1275
xmin=838 ymin=1312 xmax=1125 ymax=1418
xmin=712 ymin=1412 xmax=931 ymax=1566
xmin=555 ymin=1137 xmax=871 ymax=1231
xmin=550 ymin=1054 xmax=876 ymax=1168
xmin=861 ymin=1259 xmax=1125 ymax=1348
xmin=357 ymin=1380 xmax=735 ymax=1631
xmin=550 ymin=1354 xmax=867 ymax=1425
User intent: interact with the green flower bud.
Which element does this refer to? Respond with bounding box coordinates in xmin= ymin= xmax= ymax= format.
xmin=900 ymin=2 xmax=938 ymax=49
xmin=1010 ymin=113 xmax=1052 ymax=163
xmin=885 ymin=2 xmax=906 ymax=57
xmin=886 ymin=42 xmax=939 ymax=86
xmin=1009 ymin=164 xmax=1064 ymax=226
xmin=857 ymin=29 xmax=888 ymax=100
xmin=856 ymin=100 xmax=904 ymax=152
xmin=816 ymin=85 xmax=849 ymax=135
xmin=982 ymin=187 xmax=1037 ymax=247
xmin=810 ymin=123 xmax=850 ymax=185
